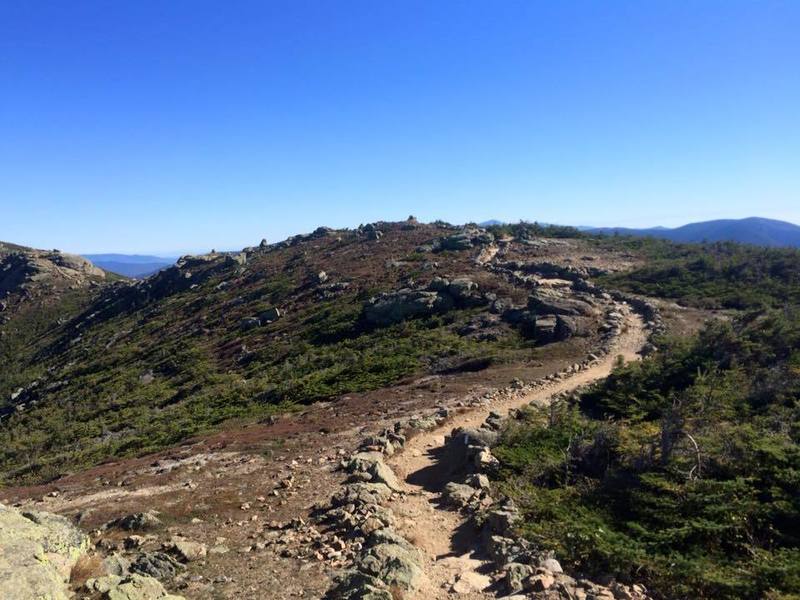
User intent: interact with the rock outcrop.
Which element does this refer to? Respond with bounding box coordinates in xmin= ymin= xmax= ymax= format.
xmin=527 ymin=288 xmax=599 ymax=317
xmin=363 ymin=277 xmax=488 ymax=327
xmin=0 ymin=503 xmax=90 ymax=600
xmin=104 ymin=510 xmax=163 ymax=532
xmin=0 ymin=247 xmax=105 ymax=299
xmin=434 ymin=227 xmax=495 ymax=251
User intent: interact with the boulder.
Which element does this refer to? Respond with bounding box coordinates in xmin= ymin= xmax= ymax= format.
xmin=440 ymin=232 xmax=474 ymax=251
xmin=484 ymin=534 xmax=530 ymax=566
xmin=327 ymin=570 xmax=393 ymax=600
xmin=427 ymin=276 xmax=450 ymax=292
xmin=356 ymin=542 xmax=423 ymax=592
xmin=442 ymin=482 xmax=478 ymax=509
xmin=502 ymin=308 xmax=537 ymax=337
xmin=556 ymin=315 xmax=578 ymax=339
xmin=438 ymin=228 xmax=494 ymax=251
xmin=102 ymin=553 xmax=131 ymax=576
xmin=446 ymin=278 xmax=484 ymax=305
xmin=98 ymin=573 xmax=185 ymax=600
xmin=363 ymin=290 xmax=452 ymax=326
xmin=504 ymin=562 xmax=533 ymax=593
xmin=474 ymin=447 xmax=500 ymax=471
xmin=366 ymin=528 xmax=419 ymax=557
xmin=105 ymin=511 xmax=162 ymax=532
xmin=331 ymin=483 xmax=393 ymax=507
xmin=130 ymin=551 xmax=183 ymax=579
xmin=364 ymin=278 xmax=489 ymax=327
xmin=0 ymin=504 xmax=90 ymax=600
xmin=226 ymin=252 xmax=247 ymax=266
xmin=240 ymin=316 xmax=261 ymax=331
xmin=85 ymin=575 xmax=123 ymax=594
xmin=508 ymin=308 xmax=582 ymax=344
xmin=452 ymin=427 xmax=499 ymax=448
xmin=447 ymin=277 xmax=477 ymax=298
xmin=466 ymin=473 xmax=491 ymax=491
xmin=175 ymin=254 xmax=217 ymax=270
xmin=345 ymin=452 xmax=402 ymax=492
xmin=528 ymin=573 xmax=555 ymax=592
xmin=528 ymin=290 xmax=597 ymax=317
xmin=451 ymin=571 xmax=492 ymax=593
xmin=312 ymin=226 xmax=333 ymax=237
xmin=258 ymin=307 xmax=282 ymax=323
xmin=51 ymin=252 xmax=106 ymax=278
xmin=406 ymin=414 xmax=441 ymax=431
xmin=539 ymin=557 xmax=563 ymax=573
xmin=163 ymin=539 xmax=207 ymax=562
xmin=534 ymin=315 xmax=558 ymax=343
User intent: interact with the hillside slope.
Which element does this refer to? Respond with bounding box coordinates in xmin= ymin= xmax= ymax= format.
xmin=1 ymin=244 xmax=109 ymax=416
xmin=1 ymin=220 xmax=640 ymax=485
xmin=0 ymin=221 xmax=750 ymax=600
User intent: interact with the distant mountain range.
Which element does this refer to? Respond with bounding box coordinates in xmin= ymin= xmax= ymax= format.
xmin=587 ymin=217 xmax=800 ymax=248
xmin=480 ymin=217 xmax=800 ymax=248
xmin=83 ymin=254 xmax=176 ymax=278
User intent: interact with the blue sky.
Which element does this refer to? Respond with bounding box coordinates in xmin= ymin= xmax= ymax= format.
xmin=1 ymin=1 xmax=798 ymax=254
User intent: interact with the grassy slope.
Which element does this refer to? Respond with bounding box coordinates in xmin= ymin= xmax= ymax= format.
xmin=0 ymin=223 xmax=536 ymax=485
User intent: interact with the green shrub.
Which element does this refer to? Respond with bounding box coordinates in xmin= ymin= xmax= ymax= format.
xmin=495 ymin=310 xmax=800 ymax=599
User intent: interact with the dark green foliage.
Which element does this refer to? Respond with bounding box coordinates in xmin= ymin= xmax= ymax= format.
xmin=486 ymin=221 xmax=584 ymax=240
xmin=495 ymin=312 xmax=800 ymax=599
xmin=595 ymin=239 xmax=800 ymax=309
xmin=0 ymin=289 xmax=93 ymax=404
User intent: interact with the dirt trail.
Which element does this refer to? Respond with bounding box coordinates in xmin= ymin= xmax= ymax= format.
xmin=387 ymin=308 xmax=647 ymax=599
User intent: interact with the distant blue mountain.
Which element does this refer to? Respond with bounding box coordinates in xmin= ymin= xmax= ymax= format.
xmin=83 ymin=254 xmax=176 ymax=278
xmin=588 ymin=217 xmax=800 ymax=248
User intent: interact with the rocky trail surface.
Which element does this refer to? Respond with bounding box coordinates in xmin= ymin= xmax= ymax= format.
xmin=388 ymin=310 xmax=646 ymax=599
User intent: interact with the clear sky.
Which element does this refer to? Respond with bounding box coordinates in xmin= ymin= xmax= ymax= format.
xmin=1 ymin=1 xmax=798 ymax=254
